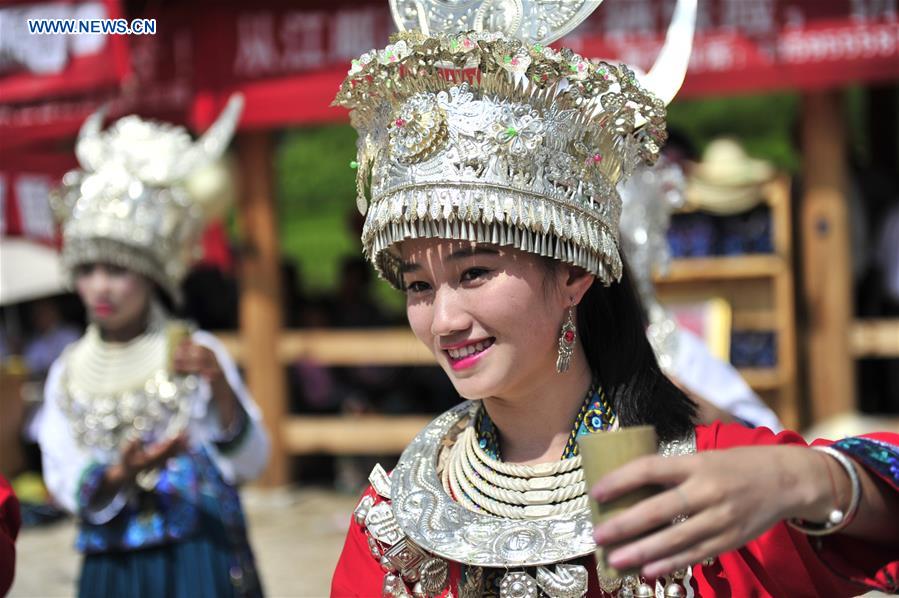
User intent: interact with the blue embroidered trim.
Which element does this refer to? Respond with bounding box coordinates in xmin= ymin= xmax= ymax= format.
xmin=567 ymin=383 xmax=616 ymax=457
xmin=76 ymin=462 xmax=107 ymax=512
xmin=474 ymin=382 xmax=615 ymax=461
xmin=75 ymin=447 xmax=250 ymax=554
xmin=474 ymin=406 xmax=502 ymax=460
xmin=214 ymin=401 xmax=251 ymax=455
xmin=831 ymin=437 xmax=899 ymax=489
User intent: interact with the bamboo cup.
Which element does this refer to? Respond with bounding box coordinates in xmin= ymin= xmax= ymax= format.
xmin=577 ymin=425 xmax=659 ymax=580
xmin=166 ymin=322 xmax=192 ymax=373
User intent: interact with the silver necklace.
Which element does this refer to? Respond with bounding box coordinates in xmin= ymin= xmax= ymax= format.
xmin=391 ymin=401 xmax=696 ymax=569
xmin=60 ymin=303 xmax=197 ymax=453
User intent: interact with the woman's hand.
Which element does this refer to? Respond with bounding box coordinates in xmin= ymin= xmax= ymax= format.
xmin=173 ymin=341 xmax=226 ymax=384
xmin=103 ymin=435 xmax=187 ymax=489
xmin=173 ymin=340 xmax=239 ymax=429
xmin=590 ymin=446 xmax=833 ymax=578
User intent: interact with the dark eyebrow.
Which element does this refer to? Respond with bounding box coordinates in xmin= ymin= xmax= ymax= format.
xmin=446 ymin=246 xmax=500 ymax=261
xmin=400 ymin=245 xmax=499 ymax=274
xmin=400 ymin=261 xmax=421 ymax=274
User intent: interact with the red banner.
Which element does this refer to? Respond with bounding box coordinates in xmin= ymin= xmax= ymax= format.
xmin=566 ymin=0 xmax=899 ymax=97
xmin=0 ymin=151 xmax=76 ymax=245
xmin=188 ymin=1 xmax=395 ymax=129
xmin=2 ymin=0 xmax=898 ymax=144
xmin=0 ymin=2 xmax=193 ymax=151
xmin=191 ymin=0 xmax=899 ymax=127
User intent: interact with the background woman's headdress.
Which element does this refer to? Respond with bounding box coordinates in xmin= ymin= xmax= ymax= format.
xmin=335 ymin=0 xmax=696 ymax=288
xmin=618 ymin=157 xmax=687 ymax=370
xmin=51 ymin=95 xmax=244 ymax=304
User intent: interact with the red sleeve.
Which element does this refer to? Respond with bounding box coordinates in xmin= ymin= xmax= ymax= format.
xmin=695 ymin=423 xmax=899 ymax=595
xmin=0 ymin=475 xmax=21 ymax=597
xmin=331 ymin=486 xmax=385 ymax=598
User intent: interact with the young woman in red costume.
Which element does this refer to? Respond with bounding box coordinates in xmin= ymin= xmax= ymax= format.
xmin=330 ymin=1 xmax=899 ymax=595
xmin=0 ymin=475 xmax=20 ymax=596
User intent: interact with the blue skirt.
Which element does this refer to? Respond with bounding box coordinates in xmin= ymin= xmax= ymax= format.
xmin=78 ymin=524 xmax=262 ymax=598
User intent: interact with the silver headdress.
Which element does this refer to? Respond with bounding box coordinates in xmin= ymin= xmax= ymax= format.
xmin=336 ymin=0 xmax=696 ymax=288
xmin=51 ymin=95 xmax=244 ymax=303
xmin=618 ymin=157 xmax=686 ymax=371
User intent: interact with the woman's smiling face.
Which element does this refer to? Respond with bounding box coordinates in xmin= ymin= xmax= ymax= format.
xmin=400 ymin=238 xmax=571 ymax=401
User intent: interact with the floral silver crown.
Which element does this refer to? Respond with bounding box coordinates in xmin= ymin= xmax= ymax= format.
xmin=335 ymin=0 xmax=696 ymax=288
xmin=51 ymin=95 xmax=243 ymax=303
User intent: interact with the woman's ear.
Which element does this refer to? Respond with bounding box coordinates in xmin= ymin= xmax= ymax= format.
xmin=560 ymin=265 xmax=594 ymax=306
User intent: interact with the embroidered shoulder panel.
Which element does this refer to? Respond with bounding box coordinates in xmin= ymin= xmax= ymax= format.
xmin=832 ymin=437 xmax=899 ymax=489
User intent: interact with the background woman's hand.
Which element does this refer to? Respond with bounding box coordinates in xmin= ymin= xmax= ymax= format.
xmin=172 ymin=341 xmax=225 ymax=384
xmin=173 ymin=339 xmax=239 ymax=430
xmin=104 ymin=435 xmax=187 ymax=489
xmin=590 ymin=446 xmax=832 ymax=578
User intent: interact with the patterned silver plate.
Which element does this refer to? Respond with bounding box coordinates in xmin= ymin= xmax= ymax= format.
xmin=388 ymin=0 xmax=603 ymax=45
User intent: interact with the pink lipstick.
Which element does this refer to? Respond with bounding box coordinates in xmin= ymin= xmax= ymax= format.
xmin=444 ymin=338 xmax=495 ymax=371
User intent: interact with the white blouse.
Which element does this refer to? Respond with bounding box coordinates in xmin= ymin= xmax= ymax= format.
xmin=38 ymin=330 xmax=270 ymax=523
xmin=672 ymin=327 xmax=783 ymax=432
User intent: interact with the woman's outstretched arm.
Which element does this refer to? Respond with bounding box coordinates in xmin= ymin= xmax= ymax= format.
xmin=589 ymin=425 xmax=899 ymax=580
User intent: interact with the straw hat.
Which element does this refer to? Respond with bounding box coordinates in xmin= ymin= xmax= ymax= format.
xmin=686 ymin=138 xmax=775 ymax=214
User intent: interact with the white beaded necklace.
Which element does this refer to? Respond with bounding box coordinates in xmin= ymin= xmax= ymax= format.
xmin=443 ymin=419 xmax=590 ymax=519
xmin=67 ymin=301 xmax=167 ymax=395
xmin=60 ymin=301 xmax=197 ymax=453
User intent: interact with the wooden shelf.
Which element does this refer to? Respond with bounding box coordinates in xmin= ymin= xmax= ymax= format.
xmin=282 ymin=415 xmax=430 ymax=455
xmin=217 ymin=329 xmax=434 ymax=366
xmin=654 ymin=255 xmax=786 ymax=284
xmin=850 ymin=319 xmax=899 ymax=358
xmin=651 ymin=176 xmax=798 ymax=428
xmin=732 ymin=310 xmax=778 ymax=331
xmin=738 ymin=368 xmax=782 ymax=391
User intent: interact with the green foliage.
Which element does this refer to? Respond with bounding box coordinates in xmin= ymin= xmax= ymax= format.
xmin=278 ymin=208 xmax=355 ymax=292
xmin=668 ymin=93 xmax=800 ymax=172
xmin=275 ymin=125 xmax=357 ymax=290
xmin=276 ymin=125 xmax=358 ymax=217
xmin=844 ymin=86 xmax=871 ymax=167
xmin=274 ymin=124 xmax=406 ymax=313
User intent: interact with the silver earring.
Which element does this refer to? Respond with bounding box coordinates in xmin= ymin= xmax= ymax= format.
xmin=556 ymin=306 xmax=577 ymax=373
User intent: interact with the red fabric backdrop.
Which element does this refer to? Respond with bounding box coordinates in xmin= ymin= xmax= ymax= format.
xmin=3 ymin=0 xmax=897 ymax=147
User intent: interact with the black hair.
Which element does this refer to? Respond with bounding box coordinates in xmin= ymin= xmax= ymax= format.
xmin=567 ymin=263 xmax=697 ymax=441
xmin=154 ymin=282 xmax=177 ymax=315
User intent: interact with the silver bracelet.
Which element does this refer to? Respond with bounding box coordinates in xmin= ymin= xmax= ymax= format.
xmin=787 ymin=446 xmax=862 ymax=536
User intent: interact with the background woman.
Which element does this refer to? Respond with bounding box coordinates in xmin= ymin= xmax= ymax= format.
xmin=38 ymin=97 xmax=270 ymax=598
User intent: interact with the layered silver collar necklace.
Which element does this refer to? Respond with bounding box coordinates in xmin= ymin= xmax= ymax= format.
xmin=391 ymin=401 xmax=695 ymax=568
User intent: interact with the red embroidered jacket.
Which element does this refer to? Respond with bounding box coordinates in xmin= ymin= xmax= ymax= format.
xmin=332 ymin=423 xmax=899 ymax=597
